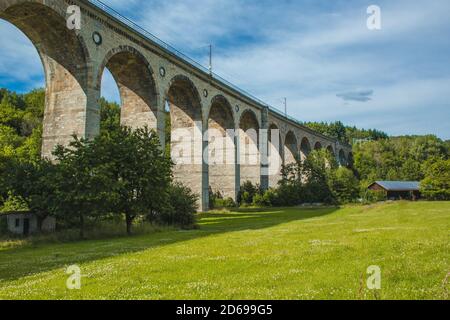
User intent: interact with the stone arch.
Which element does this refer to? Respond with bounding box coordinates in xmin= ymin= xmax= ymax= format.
xmin=166 ymin=75 xmax=205 ymax=209
xmin=98 ymin=46 xmax=159 ymax=130
xmin=0 ymin=1 xmax=92 ymax=159
xmin=300 ymin=137 xmax=312 ymax=161
xmin=347 ymin=152 xmax=354 ymax=168
xmin=327 ymin=145 xmax=335 ymax=156
xmin=239 ymin=109 xmax=260 ymax=186
xmin=339 ymin=149 xmax=347 ymax=166
xmin=207 ymin=95 xmax=236 ymax=199
xmin=284 ymin=131 xmax=298 ymax=166
xmin=314 ymin=141 xmax=323 ymax=150
xmin=268 ymin=123 xmax=282 ymax=188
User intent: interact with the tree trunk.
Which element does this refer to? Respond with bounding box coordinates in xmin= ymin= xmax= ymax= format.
xmin=36 ymin=216 xmax=44 ymax=233
xmin=79 ymin=214 xmax=85 ymax=239
xmin=126 ymin=214 xmax=133 ymax=236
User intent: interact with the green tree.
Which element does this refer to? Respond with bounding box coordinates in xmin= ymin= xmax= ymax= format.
xmin=302 ymin=149 xmax=337 ymax=203
xmin=329 ymin=167 xmax=360 ymax=203
xmin=420 ymin=159 xmax=450 ymax=200
xmin=5 ymin=158 xmax=58 ymax=231
xmin=53 ymin=136 xmax=114 ymax=238
xmin=94 ymin=126 xmax=173 ymax=235
xmin=99 ymin=97 xmax=120 ymax=134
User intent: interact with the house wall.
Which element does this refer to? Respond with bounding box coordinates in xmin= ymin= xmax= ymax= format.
xmin=6 ymin=214 xmax=56 ymax=235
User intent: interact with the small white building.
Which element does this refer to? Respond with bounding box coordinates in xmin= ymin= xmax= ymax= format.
xmin=3 ymin=212 xmax=56 ymax=236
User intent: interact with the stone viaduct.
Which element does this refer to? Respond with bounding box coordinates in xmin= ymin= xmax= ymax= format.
xmin=0 ymin=0 xmax=353 ymax=211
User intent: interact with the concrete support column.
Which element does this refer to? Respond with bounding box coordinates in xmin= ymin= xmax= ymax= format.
xmin=260 ymin=108 xmax=269 ymax=191
xmin=202 ymin=136 xmax=210 ymax=211
xmin=235 ymin=133 xmax=241 ymax=199
xmin=157 ymin=98 xmax=167 ymax=149
xmin=42 ymin=57 xmax=99 ymax=159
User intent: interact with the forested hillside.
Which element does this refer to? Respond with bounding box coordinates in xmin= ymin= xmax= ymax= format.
xmin=304 ymin=121 xmax=449 ymax=186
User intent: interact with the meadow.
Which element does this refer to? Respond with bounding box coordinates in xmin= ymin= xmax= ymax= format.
xmin=0 ymin=201 xmax=448 ymax=300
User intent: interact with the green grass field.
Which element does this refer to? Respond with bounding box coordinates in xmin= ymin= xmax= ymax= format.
xmin=0 ymin=201 xmax=448 ymax=300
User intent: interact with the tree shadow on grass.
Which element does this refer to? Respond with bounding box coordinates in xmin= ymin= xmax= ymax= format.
xmin=0 ymin=206 xmax=339 ymax=282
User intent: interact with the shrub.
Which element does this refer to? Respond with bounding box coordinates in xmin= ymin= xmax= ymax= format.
xmin=159 ymin=183 xmax=198 ymax=228
xmin=208 ymin=189 xmax=236 ymax=209
xmin=262 ymin=188 xmax=279 ymax=206
xmin=361 ymin=189 xmax=387 ymax=204
xmin=276 ymin=184 xmax=300 ymax=206
xmin=238 ymin=181 xmax=260 ymax=205
xmin=252 ymin=193 xmax=265 ymax=207
xmin=213 ymin=197 xmax=236 ymax=209
xmin=252 ymin=188 xmax=279 ymax=207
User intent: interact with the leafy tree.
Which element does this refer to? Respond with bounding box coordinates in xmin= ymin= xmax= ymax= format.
xmin=420 ymin=159 xmax=450 ymax=200
xmin=94 ymin=126 xmax=173 ymax=235
xmin=0 ymin=125 xmax=24 ymax=156
xmin=5 ymin=158 xmax=58 ymax=231
xmin=99 ymin=97 xmax=120 ymax=133
xmin=53 ymin=136 xmax=114 ymax=238
xmin=328 ymin=167 xmax=360 ymax=203
xmin=302 ymin=149 xmax=337 ymax=203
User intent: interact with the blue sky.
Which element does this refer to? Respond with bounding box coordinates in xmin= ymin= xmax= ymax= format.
xmin=0 ymin=0 xmax=449 ymax=139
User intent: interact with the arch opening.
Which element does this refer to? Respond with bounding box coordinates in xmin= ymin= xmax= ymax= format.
xmin=166 ymin=75 xmax=205 ymax=209
xmin=284 ymin=131 xmax=298 ymax=166
xmin=347 ymin=152 xmax=354 ymax=168
xmin=326 ymin=145 xmax=335 ymax=156
xmin=339 ymin=149 xmax=347 ymax=166
xmin=239 ymin=110 xmax=260 ymax=187
xmin=208 ymin=95 xmax=236 ymax=200
xmin=268 ymin=124 xmax=282 ymax=188
xmin=300 ymin=137 xmax=311 ymax=161
xmin=314 ymin=142 xmax=322 ymax=150
xmin=99 ymin=48 xmax=158 ymax=131
xmin=0 ymin=1 xmax=91 ymax=159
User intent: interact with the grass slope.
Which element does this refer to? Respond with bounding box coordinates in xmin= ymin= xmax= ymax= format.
xmin=0 ymin=201 xmax=448 ymax=300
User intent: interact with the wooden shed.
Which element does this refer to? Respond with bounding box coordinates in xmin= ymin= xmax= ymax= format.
xmin=368 ymin=181 xmax=421 ymax=200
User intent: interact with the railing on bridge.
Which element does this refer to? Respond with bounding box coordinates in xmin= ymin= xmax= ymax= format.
xmin=87 ymin=0 xmax=344 ymax=144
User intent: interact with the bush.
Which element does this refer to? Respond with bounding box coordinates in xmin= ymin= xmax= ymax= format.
xmin=158 ymin=183 xmax=198 ymax=228
xmin=208 ymin=188 xmax=236 ymax=209
xmin=252 ymin=193 xmax=265 ymax=207
xmin=252 ymin=188 xmax=279 ymax=207
xmin=213 ymin=197 xmax=236 ymax=209
xmin=276 ymin=184 xmax=300 ymax=206
xmin=238 ymin=181 xmax=260 ymax=205
xmin=361 ymin=189 xmax=387 ymax=204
